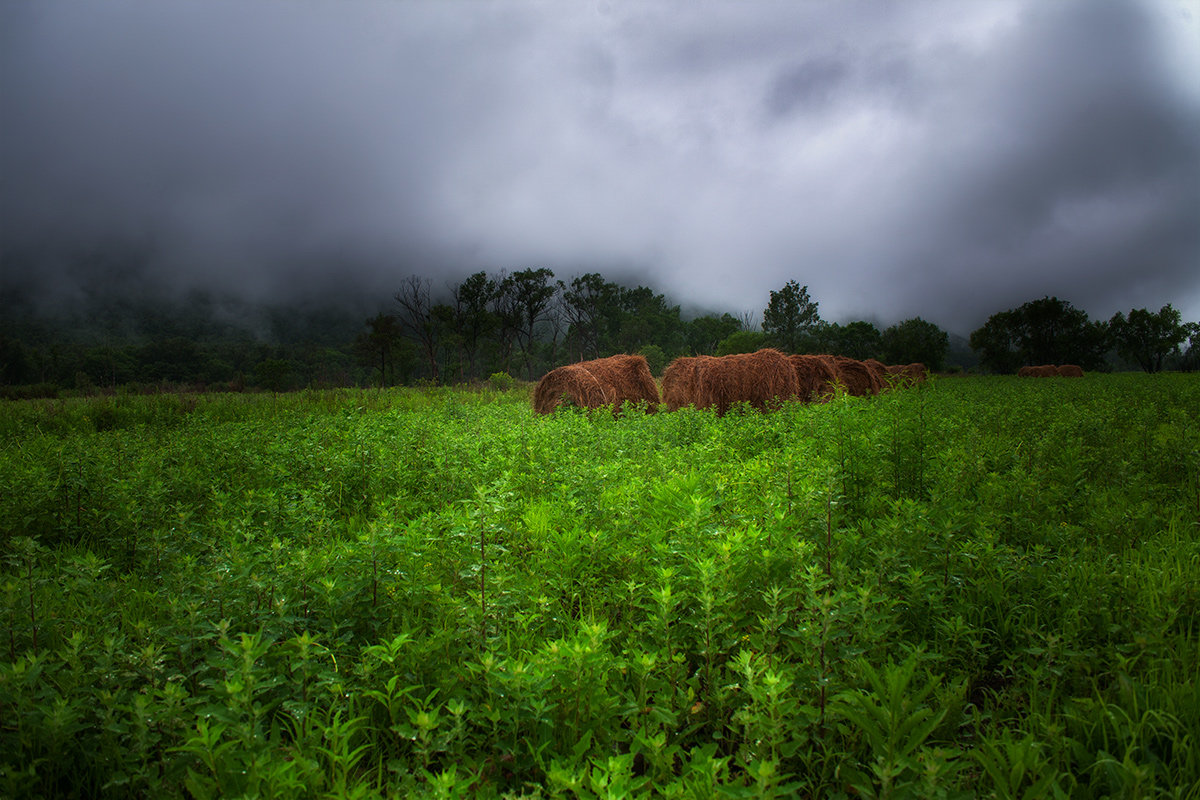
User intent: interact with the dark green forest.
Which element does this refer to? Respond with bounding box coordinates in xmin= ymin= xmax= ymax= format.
xmin=3 ymin=259 xmax=1197 ymax=398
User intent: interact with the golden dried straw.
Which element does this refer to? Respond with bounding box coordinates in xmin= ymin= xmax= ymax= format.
xmin=661 ymin=355 xmax=716 ymax=411
xmin=694 ymin=348 xmax=799 ymax=415
xmin=532 ymin=353 xmax=660 ymax=414
xmin=825 ymin=355 xmax=884 ymax=395
xmin=789 ymin=354 xmax=838 ymax=402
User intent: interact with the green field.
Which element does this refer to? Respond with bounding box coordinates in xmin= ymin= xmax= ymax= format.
xmin=2 ymin=375 xmax=1199 ymax=798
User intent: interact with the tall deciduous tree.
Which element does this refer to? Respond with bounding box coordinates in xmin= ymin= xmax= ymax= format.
xmin=499 ymin=268 xmax=558 ymax=380
xmin=489 ymin=270 xmax=519 ymax=374
xmin=394 ymin=276 xmax=439 ymax=382
xmin=969 ymin=309 xmax=1023 ymax=374
xmin=686 ymin=313 xmax=741 ymax=355
xmin=559 ymin=273 xmax=619 ymax=361
xmin=1182 ymin=323 xmax=1200 ymax=372
xmin=882 ymin=317 xmax=949 ymax=371
xmin=821 ymin=321 xmax=881 ymax=360
xmin=449 ymin=271 xmax=497 ymax=380
xmin=762 ymin=281 xmax=822 ymax=352
xmin=354 ymin=312 xmax=405 ymax=386
xmin=1109 ymin=304 xmax=1188 ymax=373
xmin=613 ymin=285 xmax=683 ymax=355
xmin=0 ymin=334 xmax=35 ymax=385
xmin=1020 ymin=296 xmax=1108 ymax=367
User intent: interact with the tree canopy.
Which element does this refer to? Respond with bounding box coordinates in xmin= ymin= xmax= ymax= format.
xmin=820 ymin=321 xmax=882 ymax=361
xmin=1109 ymin=305 xmax=1188 ymax=373
xmin=762 ymin=281 xmax=822 ymax=353
xmin=882 ymin=318 xmax=949 ymax=371
xmin=970 ymin=297 xmax=1109 ymax=373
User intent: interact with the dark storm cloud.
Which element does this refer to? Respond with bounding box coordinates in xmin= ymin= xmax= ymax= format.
xmin=2 ymin=0 xmax=1197 ymax=332
xmin=873 ymin=0 xmax=1200 ymax=329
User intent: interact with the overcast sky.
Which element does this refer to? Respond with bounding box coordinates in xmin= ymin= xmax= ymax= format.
xmin=2 ymin=0 xmax=1198 ymax=334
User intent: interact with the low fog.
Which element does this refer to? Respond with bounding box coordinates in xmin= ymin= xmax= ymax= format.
xmin=2 ymin=0 xmax=1198 ymax=334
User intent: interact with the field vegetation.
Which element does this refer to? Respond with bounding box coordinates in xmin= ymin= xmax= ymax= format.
xmin=2 ymin=374 xmax=1198 ymax=798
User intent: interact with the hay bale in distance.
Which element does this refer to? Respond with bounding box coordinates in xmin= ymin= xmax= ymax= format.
xmin=1018 ymin=365 xmax=1058 ymax=377
xmin=789 ymin=354 xmax=838 ymax=402
xmin=1056 ymin=364 xmax=1084 ymax=378
xmin=696 ymin=349 xmax=799 ymax=415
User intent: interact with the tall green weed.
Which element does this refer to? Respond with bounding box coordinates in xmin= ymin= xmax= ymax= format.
xmin=1 ymin=375 xmax=1198 ymax=797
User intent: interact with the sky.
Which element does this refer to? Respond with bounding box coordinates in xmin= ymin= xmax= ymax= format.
xmin=2 ymin=0 xmax=1198 ymax=335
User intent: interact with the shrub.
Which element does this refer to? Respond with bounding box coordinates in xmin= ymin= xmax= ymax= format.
xmin=489 ymin=371 xmax=516 ymax=391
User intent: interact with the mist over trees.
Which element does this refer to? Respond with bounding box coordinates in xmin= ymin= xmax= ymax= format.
xmin=3 ymin=256 xmax=1197 ymax=397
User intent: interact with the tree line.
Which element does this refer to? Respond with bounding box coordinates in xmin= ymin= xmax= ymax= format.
xmin=356 ymin=271 xmax=963 ymax=387
xmin=361 ymin=272 xmax=1199 ymax=386
xmin=3 ymin=265 xmax=1198 ymax=396
xmin=969 ymin=296 xmax=1199 ymax=374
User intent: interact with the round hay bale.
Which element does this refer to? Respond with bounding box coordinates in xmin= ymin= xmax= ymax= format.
xmin=863 ymin=358 xmax=890 ymax=387
xmin=533 ymin=364 xmax=614 ymax=414
xmin=662 ymin=355 xmax=715 ymax=411
xmin=1056 ymin=364 xmax=1084 ymax=377
xmin=696 ymin=348 xmax=799 ymax=415
xmin=826 ymin=356 xmax=884 ymax=395
xmin=582 ymin=353 xmax=661 ymax=412
xmin=1018 ymin=364 xmax=1058 ymax=377
xmin=789 ymin=354 xmax=838 ymax=402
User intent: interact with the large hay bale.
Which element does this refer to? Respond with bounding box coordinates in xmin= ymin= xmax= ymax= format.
xmin=696 ymin=348 xmax=799 ymax=415
xmin=533 ymin=354 xmax=660 ymax=415
xmin=582 ymin=354 xmax=661 ymax=411
xmin=1056 ymin=364 xmax=1084 ymax=378
xmin=826 ymin=356 xmax=884 ymax=395
xmin=789 ymin=354 xmax=838 ymax=402
xmin=885 ymin=362 xmax=928 ymax=386
xmin=863 ymin=358 xmax=890 ymax=387
xmin=1018 ymin=365 xmax=1058 ymax=377
xmin=533 ymin=364 xmax=614 ymax=414
xmin=662 ymin=356 xmax=715 ymax=411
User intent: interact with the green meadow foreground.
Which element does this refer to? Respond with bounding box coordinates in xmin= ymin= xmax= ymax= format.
xmin=2 ymin=375 xmax=1198 ymax=798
